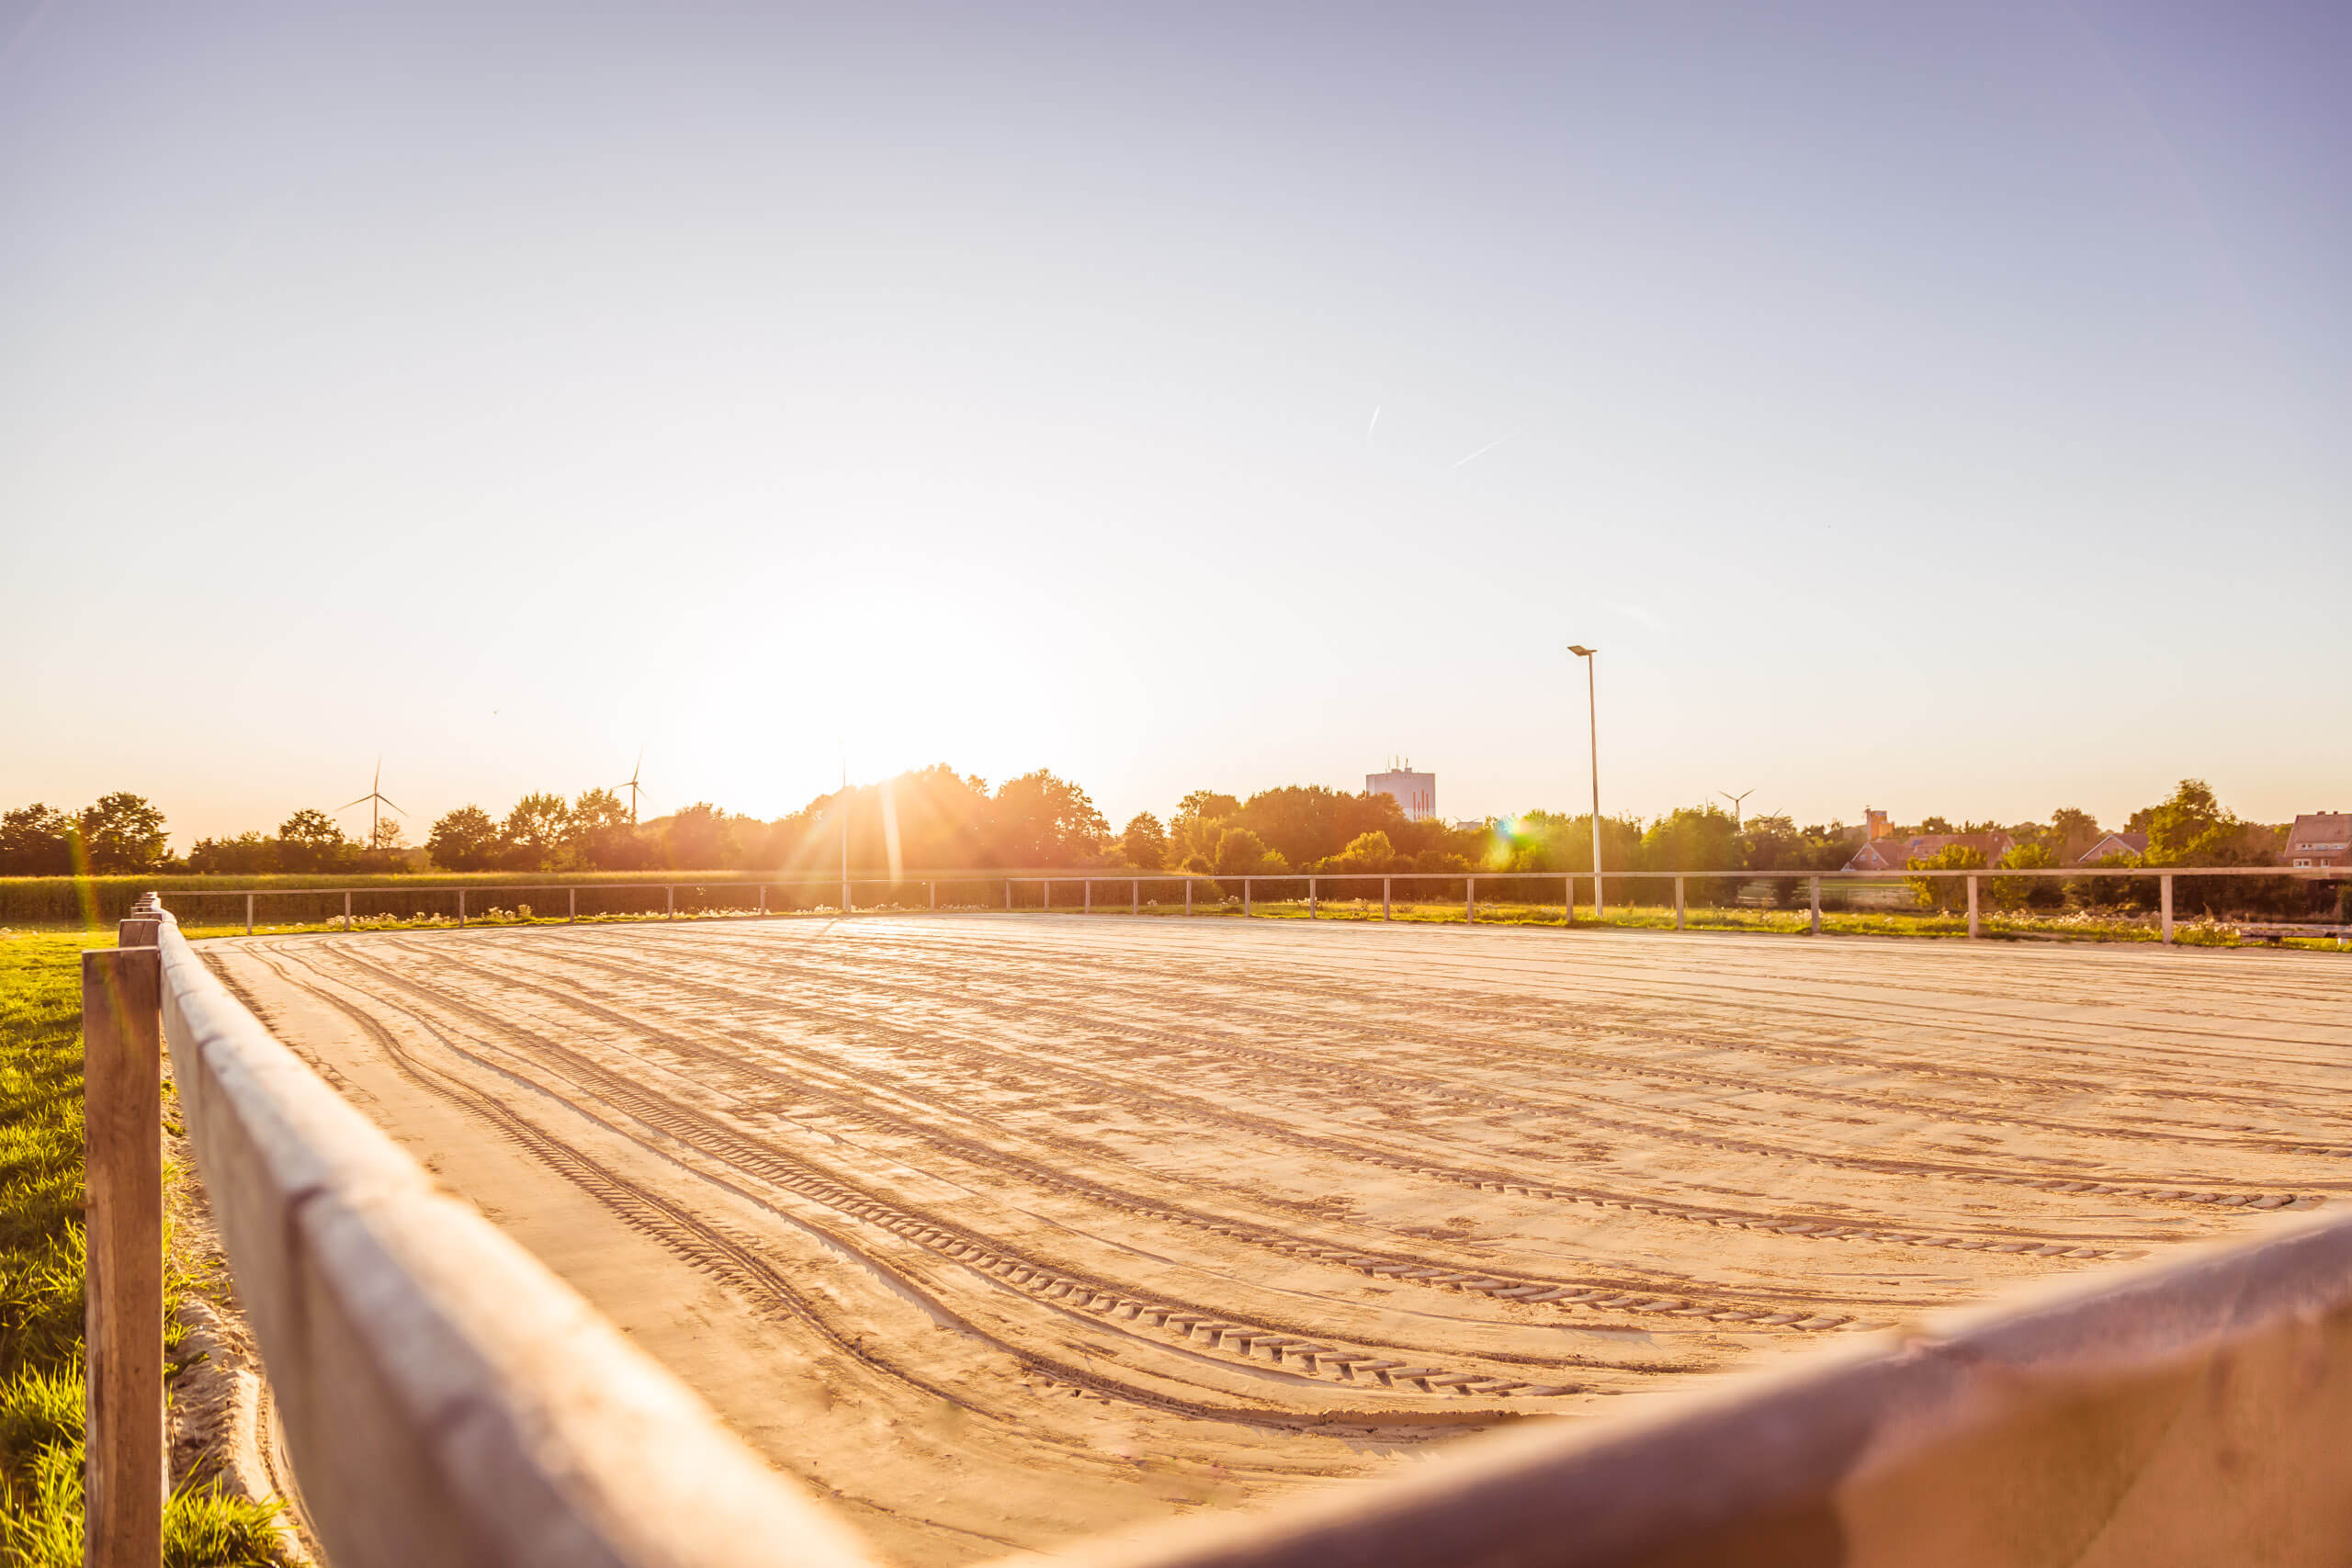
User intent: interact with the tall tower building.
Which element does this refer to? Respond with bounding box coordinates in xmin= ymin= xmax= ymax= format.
xmin=1366 ymin=761 xmax=1437 ymax=823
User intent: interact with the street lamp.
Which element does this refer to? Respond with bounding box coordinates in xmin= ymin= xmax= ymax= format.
xmin=1567 ymin=645 xmax=1602 ymax=918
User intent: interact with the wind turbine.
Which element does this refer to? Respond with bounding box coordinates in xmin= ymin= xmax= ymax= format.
xmin=338 ymin=759 xmax=408 ymax=849
xmin=1719 ymin=789 xmax=1754 ymax=830
xmin=620 ymin=750 xmax=647 ymax=824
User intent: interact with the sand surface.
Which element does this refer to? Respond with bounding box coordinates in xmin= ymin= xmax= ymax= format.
xmin=205 ymin=916 xmax=2352 ymax=1564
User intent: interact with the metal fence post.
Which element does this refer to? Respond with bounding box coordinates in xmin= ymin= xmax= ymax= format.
xmin=1185 ymin=879 xmax=1193 ymax=916
xmin=1244 ymin=878 xmax=1252 ymax=918
xmin=2161 ymin=874 xmax=2175 ymax=944
xmin=569 ymin=887 xmax=577 ymax=924
xmin=931 ymin=881 xmax=937 ymax=911
xmin=1131 ymin=878 xmax=1138 ymax=916
xmin=1466 ymin=876 xmax=1476 ymax=924
xmin=458 ymin=889 xmax=466 ymax=928
xmin=1675 ymin=877 xmax=1686 ymax=931
xmin=1006 ymin=879 xmax=1013 ymax=910
xmin=243 ymin=891 xmax=254 ymax=935
xmin=82 ymin=944 xmax=164 ymax=1568
xmin=1565 ymin=874 xmax=1575 ymax=925
xmin=1043 ymin=880 xmax=1051 ymax=914
xmin=1967 ymin=874 xmax=1981 ymax=939
xmin=663 ymin=885 xmax=673 ymax=920
xmin=1084 ymin=879 xmax=1092 ymax=915
xmin=1810 ymin=875 xmax=1822 ymax=936
xmin=1309 ymin=876 xmax=1317 ymax=919
xmin=343 ymin=890 xmax=352 ymax=931
xmin=1384 ymin=877 xmax=1392 ymax=920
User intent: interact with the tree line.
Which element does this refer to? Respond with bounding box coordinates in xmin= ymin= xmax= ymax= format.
xmin=0 ymin=773 xmax=2324 ymax=911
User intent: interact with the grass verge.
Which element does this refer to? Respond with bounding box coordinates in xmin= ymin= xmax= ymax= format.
xmin=0 ymin=931 xmax=281 ymax=1567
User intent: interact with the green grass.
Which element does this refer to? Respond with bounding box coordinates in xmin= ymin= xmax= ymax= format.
xmin=1211 ymin=897 xmax=2345 ymax=948
xmin=0 ymin=932 xmax=281 ymax=1567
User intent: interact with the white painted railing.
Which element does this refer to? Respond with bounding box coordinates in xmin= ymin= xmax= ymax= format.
xmin=155 ymin=864 xmax=2345 ymax=946
xmin=117 ymin=899 xmax=878 ymax=1568
xmin=80 ymin=893 xmax=2352 ymax=1566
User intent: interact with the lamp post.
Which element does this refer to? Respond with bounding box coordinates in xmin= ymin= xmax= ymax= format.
xmin=1568 ymin=645 xmax=1602 ymax=917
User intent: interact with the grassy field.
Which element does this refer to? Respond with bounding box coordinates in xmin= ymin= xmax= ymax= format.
xmin=0 ymin=932 xmax=280 ymax=1567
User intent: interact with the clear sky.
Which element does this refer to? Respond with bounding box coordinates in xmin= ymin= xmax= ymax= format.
xmin=4 ymin=2 xmax=2346 ymax=848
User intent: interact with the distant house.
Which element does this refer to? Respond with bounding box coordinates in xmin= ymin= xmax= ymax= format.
xmin=2074 ymin=831 xmax=2148 ymax=864
xmin=1844 ymin=830 xmax=2015 ymax=873
xmin=2284 ymin=813 xmax=2352 ymax=869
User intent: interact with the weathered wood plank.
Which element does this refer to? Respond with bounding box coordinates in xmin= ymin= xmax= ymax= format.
xmin=1017 ymin=1213 xmax=2352 ymax=1568
xmin=82 ymin=945 xmax=164 ymax=1568
xmin=152 ymin=911 xmax=879 ymax=1568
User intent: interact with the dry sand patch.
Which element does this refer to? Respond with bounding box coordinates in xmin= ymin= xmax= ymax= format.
xmin=205 ymin=916 xmax=2352 ymax=1564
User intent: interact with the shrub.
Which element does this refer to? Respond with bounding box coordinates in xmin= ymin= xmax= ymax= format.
xmin=1905 ymin=843 xmax=1986 ymax=913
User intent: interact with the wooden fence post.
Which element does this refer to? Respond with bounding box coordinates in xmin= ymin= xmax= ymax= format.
xmin=569 ymin=887 xmax=577 ymax=924
xmin=1130 ymin=879 xmax=1138 ymax=916
xmin=1466 ymin=876 xmax=1476 ymax=924
xmin=1967 ymin=874 xmax=1981 ymax=939
xmin=1185 ymin=879 xmax=1193 ymax=916
xmin=343 ymin=890 xmax=352 ymax=931
xmin=1384 ymin=877 xmax=1392 ymax=921
xmin=1675 ymin=877 xmax=1686 ymax=930
xmin=1243 ymin=879 xmax=1252 ymax=918
xmin=82 ymin=945 xmax=164 ymax=1568
xmin=1810 ymin=875 xmax=1823 ymax=936
xmin=1309 ymin=877 xmax=1317 ymax=919
xmin=243 ymin=892 xmax=254 ymax=935
xmin=1084 ymin=880 xmax=1091 ymax=915
xmin=2161 ymin=874 xmax=2175 ymax=944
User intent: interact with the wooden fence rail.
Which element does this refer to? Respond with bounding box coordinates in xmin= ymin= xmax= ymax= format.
xmin=125 ymin=899 xmax=878 ymax=1568
xmin=141 ymin=863 xmax=2348 ymax=945
xmin=84 ymin=895 xmax=2352 ymax=1566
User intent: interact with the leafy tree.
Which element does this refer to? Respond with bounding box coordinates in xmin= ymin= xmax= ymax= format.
xmin=426 ymin=805 xmax=503 ymax=871
xmin=187 ymin=832 xmax=277 ymax=874
xmin=369 ymin=818 xmax=408 ymax=852
xmin=1329 ymin=830 xmax=1396 ymax=873
xmin=503 ymin=792 xmax=574 ymax=871
xmin=987 ymin=771 xmax=1108 ymax=867
xmin=664 ymin=803 xmax=741 ymax=870
xmin=0 ymin=804 xmax=76 ymax=874
xmin=2046 ymin=807 xmax=2100 ymax=862
xmin=1918 ymin=816 xmax=1954 ymax=834
xmin=1167 ymin=795 xmax=1237 ymax=871
xmin=569 ymin=787 xmax=646 ymax=870
xmin=1905 ymin=842 xmax=1986 ymax=913
xmin=1641 ymin=805 xmax=1741 ymax=907
xmin=2140 ymin=779 xmax=2245 ymax=866
xmin=276 ymin=808 xmax=350 ymax=873
xmin=1214 ymin=827 xmax=1272 ymax=876
xmin=1119 ymin=812 xmax=1167 ymax=871
xmin=1741 ymin=817 xmax=1856 ymax=907
xmin=1230 ymin=786 xmax=1405 ymax=870
xmin=78 ymin=792 xmax=169 ymax=873
xmin=1177 ymin=790 xmax=1239 ymax=821
xmin=1991 ymin=841 xmax=2063 ymax=908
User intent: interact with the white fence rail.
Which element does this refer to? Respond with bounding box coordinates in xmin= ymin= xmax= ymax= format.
xmin=154 ymin=864 xmax=2348 ymax=945
xmin=78 ymin=892 xmax=2352 ymax=1565
xmin=128 ymin=899 xmax=877 ymax=1568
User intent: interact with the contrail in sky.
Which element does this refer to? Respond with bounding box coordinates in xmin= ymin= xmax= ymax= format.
xmin=1451 ymin=426 xmax=1522 ymax=468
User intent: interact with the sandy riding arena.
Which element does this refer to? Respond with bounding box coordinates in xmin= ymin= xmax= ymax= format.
xmin=206 ymin=917 xmax=2351 ymax=1564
